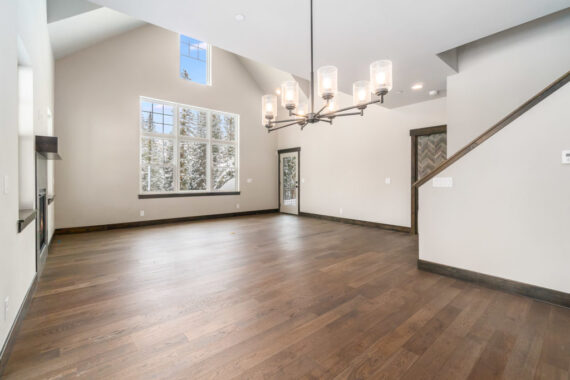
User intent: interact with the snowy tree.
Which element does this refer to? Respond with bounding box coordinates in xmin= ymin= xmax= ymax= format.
xmin=179 ymin=142 xmax=207 ymax=190
xmin=211 ymin=144 xmax=236 ymax=190
xmin=211 ymin=114 xmax=235 ymax=141
xmin=179 ymin=107 xmax=207 ymax=138
xmin=282 ymin=157 xmax=297 ymax=200
xmin=142 ymin=110 xmax=153 ymax=132
xmin=140 ymin=137 xmax=174 ymax=192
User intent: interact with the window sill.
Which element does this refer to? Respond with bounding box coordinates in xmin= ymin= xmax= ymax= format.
xmin=138 ymin=191 xmax=240 ymax=199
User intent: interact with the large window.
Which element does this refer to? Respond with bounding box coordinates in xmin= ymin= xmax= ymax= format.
xmin=140 ymin=97 xmax=239 ymax=196
xmin=180 ymin=35 xmax=210 ymax=85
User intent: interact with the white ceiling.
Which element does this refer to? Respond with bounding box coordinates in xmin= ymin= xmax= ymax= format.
xmin=88 ymin=0 xmax=569 ymax=107
xmin=49 ymin=6 xmax=145 ymax=59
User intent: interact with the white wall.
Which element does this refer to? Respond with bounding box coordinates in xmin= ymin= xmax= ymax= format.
xmin=447 ymin=9 xmax=570 ymax=155
xmin=417 ymin=10 xmax=570 ymax=293
xmin=419 ymin=83 xmax=570 ymax=293
xmin=0 ymin=0 xmax=54 ymax=355
xmin=54 ymin=25 xmax=277 ymax=228
xmin=277 ymin=94 xmax=446 ymax=227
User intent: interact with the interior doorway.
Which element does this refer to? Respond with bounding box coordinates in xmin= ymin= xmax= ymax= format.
xmin=278 ymin=147 xmax=300 ymax=215
xmin=410 ymin=125 xmax=447 ymax=234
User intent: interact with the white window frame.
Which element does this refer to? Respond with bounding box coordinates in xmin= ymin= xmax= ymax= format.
xmin=139 ymin=96 xmax=239 ymax=195
xmin=179 ymin=35 xmax=212 ymax=86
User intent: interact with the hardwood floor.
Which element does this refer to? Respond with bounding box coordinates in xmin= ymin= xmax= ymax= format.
xmin=2 ymin=214 xmax=569 ymax=379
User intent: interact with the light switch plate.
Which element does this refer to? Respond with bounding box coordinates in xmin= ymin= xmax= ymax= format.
xmin=247 ymin=178 xmax=253 ymax=183
xmin=3 ymin=176 xmax=7 ymax=194
xmin=562 ymin=150 xmax=570 ymax=164
xmin=385 ymin=177 xmax=391 ymax=185
xmin=432 ymin=177 xmax=453 ymax=188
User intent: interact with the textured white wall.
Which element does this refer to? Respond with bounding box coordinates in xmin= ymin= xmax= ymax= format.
xmin=277 ymin=94 xmax=447 ymax=227
xmin=0 ymin=0 xmax=54 ymax=355
xmin=419 ymin=83 xmax=570 ymax=292
xmin=447 ymin=10 xmax=570 ymax=155
xmin=54 ymin=25 xmax=278 ymax=228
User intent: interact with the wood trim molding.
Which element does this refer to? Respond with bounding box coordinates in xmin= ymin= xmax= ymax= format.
xmin=409 ymin=125 xmax=447 ymax=234
xmin=409 ymin=125 xmax=447 ymax=136
xmin=410 ymin=133 xmax=418 ymax=235
xmin=278 ymin=147 xmax=301 ymax=215
xmin=54 ymin=209 xmax=279 ymax=235
xmin=277 ymin=147 xmax=301 ymax=154
xmin=0 ymin=274 xmax=38 ymax=377
xmin=414 ymin=70 xmax=570 ymax=188
xmin=139 ymin=191 xmax=240 ymax=199
xmin=299 ymin=212 xmax=411 ymax=233
xmin=418 ymin=259 xmax=570 ymax=308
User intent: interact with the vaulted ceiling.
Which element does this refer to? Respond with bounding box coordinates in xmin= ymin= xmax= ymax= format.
xmin=47 ymin=0 xmax=145 ymax=59
xmin=89 ymin=0 xmax=569 ymax=107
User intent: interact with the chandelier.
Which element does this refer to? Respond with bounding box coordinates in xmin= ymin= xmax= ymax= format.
xmin=262 ymin=0 xmax=393 ymax=132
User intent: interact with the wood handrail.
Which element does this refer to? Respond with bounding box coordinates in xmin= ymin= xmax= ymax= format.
xmin=414 ymin=70 xmax=570 ymax=188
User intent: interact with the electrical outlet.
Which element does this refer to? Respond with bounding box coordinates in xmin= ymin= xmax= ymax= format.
xmin=236 ymin=203 xmax=240 ymax=209
xmin=4 ymin=297 xmax=9 ymax=321
xmin=140 ymin=210 xmax=145 ymax=217
xmin=3 ymin=175 xmax=8 ymax=194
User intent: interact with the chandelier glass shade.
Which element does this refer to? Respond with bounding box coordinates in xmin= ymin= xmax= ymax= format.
xmin=261 ymin=0 xmax=393 ymax=132
xmin=281 ymin=81 xmax=299 ymax=109
xmin=261 ymin=94 xmax=277 ymax=125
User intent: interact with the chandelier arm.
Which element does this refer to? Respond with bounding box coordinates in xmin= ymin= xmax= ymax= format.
xmin=269 ymin=118 xmax=305 ymax=125
xmin=321 ymin=99 xmax=381 ymax=117
xmin=313 ymin=101 xmax=330 ymax=117
xmin=267 ymin=120 xmax=303 ymax=133
xmin=321 ymin=111 xmax=363 ymax=118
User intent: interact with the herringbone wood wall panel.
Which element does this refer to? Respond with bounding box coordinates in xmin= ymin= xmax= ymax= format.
xmin=417 ymin=133 xmax=447 ymax=180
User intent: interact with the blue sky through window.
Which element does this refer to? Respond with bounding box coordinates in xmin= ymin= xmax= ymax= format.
xmin=180 ymin=35 xmax=209 ymax=85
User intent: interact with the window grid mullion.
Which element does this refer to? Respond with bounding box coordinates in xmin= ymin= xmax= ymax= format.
xmin=141 ymin=97 xmax=237 ymax=195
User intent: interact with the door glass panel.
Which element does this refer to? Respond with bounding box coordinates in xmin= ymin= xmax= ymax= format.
xmin=282 ymin=156 xmax=297 ymax=206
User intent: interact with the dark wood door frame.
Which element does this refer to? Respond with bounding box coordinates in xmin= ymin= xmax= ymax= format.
xmin=410 ymin=125 xmax=446 ymax=234
xmin=277 ymin=147 xmax=301 ymax=215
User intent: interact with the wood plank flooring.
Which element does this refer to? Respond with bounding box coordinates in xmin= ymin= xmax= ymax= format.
xmin=2 ymin=214 xmax=569 ymax=379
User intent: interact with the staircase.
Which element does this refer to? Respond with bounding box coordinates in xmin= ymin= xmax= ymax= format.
xmin=414 ymin=70 xmax=570 ymax=307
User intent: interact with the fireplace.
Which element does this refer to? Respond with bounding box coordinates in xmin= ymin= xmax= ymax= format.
xmin=38 ymin=188 xmax=46 ymax=253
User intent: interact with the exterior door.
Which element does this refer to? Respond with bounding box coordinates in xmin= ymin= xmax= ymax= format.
xmin=279 ymin=149 xmax=300 ymax=215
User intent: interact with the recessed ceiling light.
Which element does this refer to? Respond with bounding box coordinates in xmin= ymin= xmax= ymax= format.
xmin=429 ymin=90 xmax=439 ymax=96
xmin=275 ymin=88 xmax=281 ymax=95
xmin=411 ymin=83 xmax=423 ymax=90
xmin=235 ymin=14 xmax=245 ymax=22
